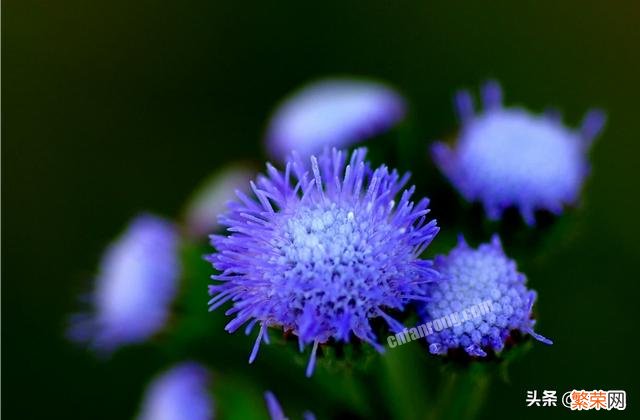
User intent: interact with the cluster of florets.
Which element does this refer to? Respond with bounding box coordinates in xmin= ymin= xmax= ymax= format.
xmin=418 ymin=235 xmax=552 ymax=357
xmin=207 ymin=148 xmax=439 ymax=375
xmin=73 ymin=78 xmax=592 ymax=410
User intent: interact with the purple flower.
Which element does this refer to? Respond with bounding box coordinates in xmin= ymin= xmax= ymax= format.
xmin=432 ymin=81 xmax=605 ymax=225
xmin=138 ymin=362 xmax=213 ymax=420
xmin=419 ymin=235 xmax=552 ymax=357
xmin=265 ymin=391 xmax=315 ymax=420
xmin=208 ymin=148 xmax=439 ymax=376
xmin=68 ymin=214 xmax=180 ymax=352
xmin=266 ymin=78 xmax=406 ymax=161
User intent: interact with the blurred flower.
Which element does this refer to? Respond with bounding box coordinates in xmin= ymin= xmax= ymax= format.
xmin=183 ymin=165 xmax=255 ymax=239
xmin=431 ymin=81 xmax=605 ymax=225
xmin=266 ymin=78 xmax=406 ymax=160
xmin=419 ymin=235 xmax=552 ymax=357
xmin=138 ymin=362 xmax=213 ymax=420
xmin=68 ymin=214 xmax=180 ymax=352
xmin=208 ymin=148 xmax=439 ymax=376
xmin=265 ymin=391 xmax=315 ymax=420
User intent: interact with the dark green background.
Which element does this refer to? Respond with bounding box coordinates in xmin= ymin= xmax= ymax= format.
xmin=4 ymin=0 xmax=639 ymax=418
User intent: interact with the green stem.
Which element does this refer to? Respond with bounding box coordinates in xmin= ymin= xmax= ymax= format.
xmin=427 ymin=364 xmax=491 ymax=420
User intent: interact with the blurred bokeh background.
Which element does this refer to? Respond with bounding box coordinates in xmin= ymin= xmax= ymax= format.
xmin=3 ymin=0 xmax=639 ymax=418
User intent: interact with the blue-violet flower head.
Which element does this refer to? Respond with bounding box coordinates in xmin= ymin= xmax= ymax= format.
xmin=208 ymin=148 xmax=439 ymax=376
xmin=431 ymin=81 xmax=605 ymax=225
xmin=266 ymin=78 xmax=405 ymax=161
xmin=138 ymin=362 xmax=213 ymax=420
xmin=68 ymin=214 xmax=180 ymax=352
xmin=419 ymin=235 xmax=552 ymax=357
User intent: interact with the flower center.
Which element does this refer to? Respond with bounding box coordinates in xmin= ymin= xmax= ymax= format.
xmin=282 ymin=203 xmax=363 ymax=264
xmin=263 ymin=202 xmax=397 ymax=336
